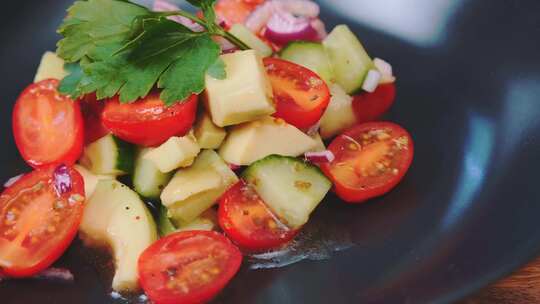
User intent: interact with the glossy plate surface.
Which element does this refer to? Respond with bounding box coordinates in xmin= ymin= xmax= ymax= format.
xmin=1 ymin=1 xmax=540 ymax=303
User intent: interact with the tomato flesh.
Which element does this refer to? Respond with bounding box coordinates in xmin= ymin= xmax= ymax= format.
xmin=80 ymin=94 xmax=109 ymax=144
xmin=0 ymin=165 xmax=85 ymax=277
xmin=101 ymin=93 xmax=198 ymax=147
xmin=215 ymin=0 xmax=264 ymax=28
xmin=12 ymin=79 xmax=84 ymax=168
xmin=139 ymin=231 xmax=242 ymax=304
xmin=352 ymin=83 xmax=396 ymax=123
xmin=321 ymin=122 xmax=414 ymax=203
xmin=219 ymin=181 xmax=298 ymax=251
xmin=264 ymin=58 xmax=330 ymax=130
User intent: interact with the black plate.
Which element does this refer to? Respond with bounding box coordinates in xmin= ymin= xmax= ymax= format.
xmin=1 ymin=1 xmax=540 ymax=303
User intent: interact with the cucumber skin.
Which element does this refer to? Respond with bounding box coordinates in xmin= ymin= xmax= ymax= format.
xmin=158 ymin=204 xmax=177 ymax=237
xmin=242 ymin=155 xmax=330 ymax=184
xmin=113 ymin=136 xmax=135 ymax=174
xmin=132 ymin=148 xmax=173 ymax=199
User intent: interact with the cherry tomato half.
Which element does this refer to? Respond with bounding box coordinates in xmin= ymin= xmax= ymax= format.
xmin=0 ymin=164 xmax=85 ymax=277
xmin=138 ymin=230 xmax=242 ymax=304
xmin=320 ymin=122 xmax=413 ymax=203
xmin=219 ymin=181 xmax=299 ymax=251
xmin=12 ymin=79 xmax=84 ymax=168
xmin=352 ymin=83 xmax=396 ymax=123
xmin=215 ymin=0 xmax=264 ymax=28
xmin=264 ymin=57 xmax=330 ymax=130
xmin=79 ymin=93 xmax=109 ymax=144
xmin=101 ymin=92 xmax=198 ymax=147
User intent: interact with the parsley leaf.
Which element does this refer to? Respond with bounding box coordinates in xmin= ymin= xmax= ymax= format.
xmin=56 ymin=0 xmax=244 ymax=105
xmin=56 ymin=0 xmax=150 ymax=62
xmin=207 ymin=57 xmax=227 ymax=80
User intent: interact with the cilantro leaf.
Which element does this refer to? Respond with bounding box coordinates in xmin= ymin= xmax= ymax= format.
xmin=56 ymin=0 xmax=150 ymax=62
xmin=207 ymin=57 xmax=227 ymax=80
xmin=186 ymin=0 xmax=219 ymax=32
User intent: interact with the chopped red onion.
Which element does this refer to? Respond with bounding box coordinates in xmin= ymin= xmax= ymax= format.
xmin=265 ymin=11 xmax=318 ymax=45
xmin=305 ymin=150 xmax=335 ymax=163
xmin=228 ymin=163 xmax=242 ymax=171
xmin=373 ymin=58 xmax=396 ymax=84
xmin=362 ymin=70 xmax=382 ymax=93
xmin=246 ymin=0 xmax=320 ymax=33
xmin=53 ymin=164 xmax=72 ymax=196
xmin=35 ymin=267 xmax=74 ymax=282
xmin=153 ymin=0 xmax=204 ymax=32
xmin=3 ymin=174 xmax=23 ymax=188
xmin=213 ymin=36 xmax=238 ymax=53
xmin=310 ymin=18 xmax=328 ymax=40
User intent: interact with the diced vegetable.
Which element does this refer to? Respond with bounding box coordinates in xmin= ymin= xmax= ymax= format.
xmin=133 ymin=148 xmax=173 ymax=199
xmin=74 ymin=164 xmax=114 ymax=198
xmin=219 ymin=116 xmax=318 ymax=166
xmin=228 ymin=24 xmax=273 ymax=57
xmin=80 ymin=180 xmax=158 ymax=291
xmin=323 ymin=25 xmax=374 ymax=94
xmin=319 ymin=84 xmax=357 ymax=139
xmin=157 ymin=205 xmax=177 ymax=237
xmin=143 ymin=134 xmax=200 ymax=173
xmin=204 ymin=50 xmax=275 ymax=127
xmin=243 ymin=155 xmax=331 ymax=228
xmin=193 ymin=112 xmax=227 ymax=149
xmin=161 ymin=150 xmax=238 ymax=223
xmin=34 ymin=51 xmax=68 ymax=82
xmin=80 ymin=134 xmax=135 ymax=175
xmin=280 ymin=41 xmax=335 ymax=83
xmin=175 ymin=209 xmax=218 ymax=232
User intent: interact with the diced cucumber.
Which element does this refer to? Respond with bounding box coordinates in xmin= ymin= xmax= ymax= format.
xmin=74 ymin=164 xmax=114 ymax=198
xmin=242 ymin=155 xmax=331 ymax=228
xmin=158 ymin=204 xmax=177 ymax=237
xmin=280 ymin=41 xmax=335 ymax=83
xmin=80 ymin=134 xmax=135 ymax=175
xmin=133 ymin=148 xmax=173 ymax=199
xmin=174 ymin=209 xmax=217 ymax=232
xmin=319 ymin=83 xmax=357 ymax=139
xmin=323 ymin=25 xmax=374 ymax=94
xmin=228 ymin=24 xmax=273 ymax=57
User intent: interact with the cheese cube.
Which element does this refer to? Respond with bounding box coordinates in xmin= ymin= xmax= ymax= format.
xmin=194 ymin=112 xmax=227 ymax=149
xmin=34 ymin=51 xmax=68 ymax=82
xmin=204 ymin=50 xmax=275 ymax=127
xmin=143 ymin=134 xmax=200 ymax=173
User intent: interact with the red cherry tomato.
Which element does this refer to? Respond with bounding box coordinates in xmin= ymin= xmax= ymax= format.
xmin=218 ymin=181 xmax=299 ymax=251
xmin=79 ymin=94 xmax=109 ymax=144
xmin=263 ymin=57 xmax=330 ymax=130
xmin=12 ymin=79 xmax=84 ymax=168
xmin=0 ymin=165 xmax=85 ymax=277
xmin=138 ymin=230 xmax=242 ymax=304
xmin=215 ymin=0 xmax=264 ymax=28
xmin=352 ymin=83 xmax=396 ymax=123
xmin=101 ymin=92 xmax=198 ymax=147
xmin=320 ymin=122 xmax=413 ymax=203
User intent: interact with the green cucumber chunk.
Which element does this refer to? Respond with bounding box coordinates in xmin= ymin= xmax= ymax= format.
xmin=133 ymin=147 xmax=173 ymax=199
xmin=80 ymin=134 xmax=135 ymax=175
xmin=323 ymin=25 xmax=374 ymax=94
xmin=229 ymin=24 xmax=273 ymax=57
xmin=158 ymin=204 xmax=177 ymax=237
xmin=242 ymin=155 xmax=331 ymax=228
xmin=280 ymin=41 xmax=335 ymax=83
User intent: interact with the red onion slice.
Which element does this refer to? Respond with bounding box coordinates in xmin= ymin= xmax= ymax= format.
xmin=246 ymin=0 xmax=320 ymax=33
xmin=228 ymin=163 xmax=242 ymax=171
xmin=53 ymin=164 xmax=72 ymax=196
xmin=305 ymin=150 xmax=335 ymax=163
xmin=153 ymin=0 xmax=204 ymax=32
xmin=265 ymin=11 xmax=318 ymax=45
xmin=310 ymin=18 xmax=328 ymax=40
xmin=3 ymin=174 xmax=23 ymax=188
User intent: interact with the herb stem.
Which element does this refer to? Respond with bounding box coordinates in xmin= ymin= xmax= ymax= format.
xmin=160 ymin=11 xmax=250 ymax=51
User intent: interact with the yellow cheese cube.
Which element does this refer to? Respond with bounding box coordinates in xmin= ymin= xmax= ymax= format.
xmin=194 ymin=112 xmax=227 ymax=149
xmin=143 ymin=134 xmax=200 ymax=173
xmin=204 ymin=50 xmax=275 ymax=127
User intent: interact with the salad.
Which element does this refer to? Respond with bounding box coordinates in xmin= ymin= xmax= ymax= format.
xmin=0 ymin=0 xmax=413 ymax=303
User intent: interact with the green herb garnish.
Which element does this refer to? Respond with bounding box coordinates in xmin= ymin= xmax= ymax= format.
xmin=56 ymin=0 xmax=249 ymax=105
